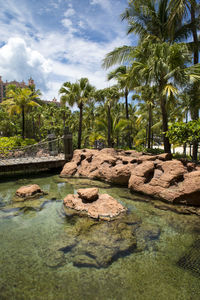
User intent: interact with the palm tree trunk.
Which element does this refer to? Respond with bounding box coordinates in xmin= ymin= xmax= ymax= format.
xmin=63 ymin=111 xmax=66 ymax=128
xmin=32 ymin=115 xmax=36 ymax=139
xmin=191 ymin=3 xmax=199 ymax=161
xmin=22 ymin=106 xmax=25 ymax=140
xmin=125 ymin=88 xmax=129 ymax=119
xmin=78 ymin=103 xmax=83 ymax=149
xmin=191 ymin=3 xmax=199 ymax=65
xmin=125 ymin=88 xmax=132 ymax=148
xmin=160 ymin=94 xmax=171 ymax=153
xmin=107 ymin=105 xmax=111 ymax=147
xmin=148 ymin=103 xmax=152 ymax=149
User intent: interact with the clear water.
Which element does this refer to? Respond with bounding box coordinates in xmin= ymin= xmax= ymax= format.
xmin=0 ymin=173 xmax=200 ymax=300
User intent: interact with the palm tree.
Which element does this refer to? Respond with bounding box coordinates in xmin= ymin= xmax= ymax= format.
xmin=169 ymin=0 xmax=200 ymax=159
xmin=107 ymin=66 xmax=135 ymax=148
xmin=90 ymin=105 xmax=130 ymax=148
xmin=134 ymin=85 xmax=157 ymax=149
xmin=129 ymin=41 xmax=200 ymax=153
xmin=59 ymin=78 xmax=95 ymax=149
xmin=95 ymin=86 xmax=121 ymax=147
xmin=107 ymin=66 xmax=131 ymax=119
xmin=1 ymin=87 xmax=39 ymax=139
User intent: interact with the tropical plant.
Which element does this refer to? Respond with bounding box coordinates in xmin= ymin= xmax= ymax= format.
xmin=95 ymin=86 xmax=121 ymax=147
xmin=1 ymin=87 xmax=39 ymax=139
xmin=169 ymin=0 xmax=200 ymax=159
xmin=128 ymin=41 xmax=200 ymax=152
xmin=59 ymin=78 xmax=95 ymax=148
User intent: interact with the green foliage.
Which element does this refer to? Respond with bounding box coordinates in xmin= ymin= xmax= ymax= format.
xmin=167 ymin=120 xmax=200 ymax=144
xmin=0 ymin=136 xmax=36 ymax=156
xmin=144 ymin=148 xmax=165 ymax=155
xmin=172 ymin=152 xmax=191 ymax=160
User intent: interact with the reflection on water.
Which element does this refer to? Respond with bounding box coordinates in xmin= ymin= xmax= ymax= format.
xmin=0 ymin=174 xmax=200 ymax=300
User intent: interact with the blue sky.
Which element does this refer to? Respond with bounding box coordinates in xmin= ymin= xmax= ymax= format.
xmin=0 ymin=0 xmax=137 ymax=100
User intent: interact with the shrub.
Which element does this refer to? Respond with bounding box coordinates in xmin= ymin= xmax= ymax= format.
xmin=0 ymin=136 xmax=36 ymax=156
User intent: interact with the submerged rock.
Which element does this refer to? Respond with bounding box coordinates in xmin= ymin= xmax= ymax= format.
xmin=15 ymin=184 xmax=47 ymax=201
xmin=64 ymin=188 xmax=126 ymax=220
xmin=58 ymin=213 xmax=141 ymax=268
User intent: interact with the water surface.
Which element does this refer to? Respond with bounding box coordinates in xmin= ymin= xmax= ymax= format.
xmin=0 ymin=174 xmax=200 ymax=300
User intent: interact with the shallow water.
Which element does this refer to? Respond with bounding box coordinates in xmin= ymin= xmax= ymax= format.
xmin=0 ymin=173 xmax=200 ymax=300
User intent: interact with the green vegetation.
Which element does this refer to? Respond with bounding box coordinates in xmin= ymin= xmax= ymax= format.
xmin=0 ymin=136 xmax=36 ymax=156
xmin=0 ymin=0 xmax=200 ymax=160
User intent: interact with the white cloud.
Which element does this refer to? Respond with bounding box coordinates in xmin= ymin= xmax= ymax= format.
xmin=0 ymin=0 xmax=134 ymax=100
xmin=64 ymin=8 xmax=75 ymax=17
xmin=61 ymin=18 xmax=73 ymax=28
xmin=90 ymin=0 xmax=111 ymax=10
xmin=0 ymin=37 xmax=52 ymax=92
xmin=78 ymin=21 xmax=86 ymax=29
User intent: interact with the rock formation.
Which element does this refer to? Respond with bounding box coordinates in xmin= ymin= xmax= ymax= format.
xmin=15 ymin=184 xmax=46 ymax=201
xmin=60 ymin=148 xmax=200 ymax=208
xmin=63 ymin=187 xmax=126 ymax=220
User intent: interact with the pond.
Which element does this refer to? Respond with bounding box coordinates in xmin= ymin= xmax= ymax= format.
xmin=0 ymin=173 xmax=200 ymax=300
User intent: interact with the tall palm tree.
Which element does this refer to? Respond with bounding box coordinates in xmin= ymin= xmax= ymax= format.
xmin=107 ymin=66 xmax=131 ymax=119
xmin=129 ymin=41 xmax=200 ymax=153
xmin=135 ymin=85 xmax=157 ymax=149
xmin=90 ymin=104 xmax=129 ymax=148
xmin=169 ymin=0 xmax=200 ymax=159
xmin=103 ymin=0 xmax=200 ymax=153
xmin=95 ymin=86 xmax=121 ymax=147
xmin=102 ymin=0 xmax=185 ymax=70
xmin=107 ymin=66 xmax=135 ymax=148
xmin=1 ymin=87 xmax=39 ymax=139
xmin=59 ymin=78 xmax=95 ymax=149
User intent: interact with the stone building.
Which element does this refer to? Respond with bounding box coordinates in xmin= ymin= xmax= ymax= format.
xmin=0 ymin=76 xmax=35 ymax=103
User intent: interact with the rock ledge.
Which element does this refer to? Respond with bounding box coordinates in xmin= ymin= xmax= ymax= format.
xmin=60 ymin=148 xmax=200 ymax=211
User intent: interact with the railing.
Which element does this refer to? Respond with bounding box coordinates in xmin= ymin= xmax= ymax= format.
xmin=0 ymin=128 xmax=73 ymax=170
xmin=0 ymin=136 xmax=63 ymax=160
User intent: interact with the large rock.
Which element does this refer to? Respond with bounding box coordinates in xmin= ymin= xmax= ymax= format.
xmin=64 ymin=189 xmax=126 ymax=220
xmin=77 ymin=188 xmax=99 ymax=203
xmin=129 ymin=159 xmax=200 ymax=206
xmin=15 ymin=184 xmax=46 ymax=201
xmin=60 ymin=148 xmax=200 ymax=209
xmin=60 ymin=162 xmax=77 ymax=177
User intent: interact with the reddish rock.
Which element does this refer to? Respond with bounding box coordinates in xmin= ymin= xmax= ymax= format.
xmin=133 ymin=161 xmax=155 ymax=178
xmin=16 ymin=184 xmax=45 ymax=198
xmin=156 ymin=153 xmax=172 ymax=161
xmin=100 ymin=148 xmax=117 ymax=156
xmin=187 ymin=162 xmax=196 ymax=172
xmin=64 ymin=191 xmax=126 ymax=220
xmin=60 ymin=148 xmax=200 ymax=209
xmin=77 ymin=188 xmax=99 ymax=202
xmin=137 ymin=155 xmax=156 ymax=163
xmin=110 ymin=164 xmax=132 ymax=185
xmin=60 ymin=162 xmax=77 ymax=177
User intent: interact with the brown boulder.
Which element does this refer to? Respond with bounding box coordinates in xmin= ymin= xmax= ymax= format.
xmin=60 ymin=148 xmax=200 ymax=209
xmin=156 ymin=153 xmax=172 ymax=161
xmin=77 ymin=188 xmax=99 ymax=203
xmin=15 ymin=184 xmax=45 ymax=199
xmin=109 ymin=164 xmax=132 ymax=185
xmin=134 ymin=161 xmax=155 ymax=178
xmin=63 ymin=191 xmax=126 ymax=220
xmin=100 ymin=148 xmax=117 ymax=156
xmin=60 ymin=162 xmax=77 ymax=177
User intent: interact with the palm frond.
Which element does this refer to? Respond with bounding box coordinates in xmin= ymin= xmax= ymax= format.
xmin=102 ymin=46 xmax=134 ymax=69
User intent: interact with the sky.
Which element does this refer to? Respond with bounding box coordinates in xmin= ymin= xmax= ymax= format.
xmin=0 ymin=0 xmax=137 ymax=101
